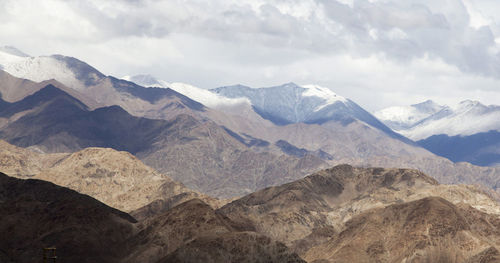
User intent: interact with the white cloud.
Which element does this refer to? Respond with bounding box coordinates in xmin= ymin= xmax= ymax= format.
xmin=0 ymin=0 xmax=499 ymax=111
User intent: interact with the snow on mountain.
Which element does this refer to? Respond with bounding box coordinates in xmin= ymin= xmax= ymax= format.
xmin=0 ymin=47 xmax=87 ymax=90
xmin=121 ymin=74 xmax=249 ymax=108
xmin=374 ymin=100 xmax=446 ymax=131
xmin=122 ymin=74 xmax=164 ymax=88
xmin=210 ymin=83 xmax=403 ymax=142
xmin=379 ymin=100 xmax=500 ymax=140
xmin=167 ymin=82 xmax=250 ymax=108
xmin=301 ymin=84 xmax=347 ymax=111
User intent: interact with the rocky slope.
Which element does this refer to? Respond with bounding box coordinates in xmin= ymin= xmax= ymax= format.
xmin=0 ymin=50 xmax=207 ymax=120
xmin=35 ymin=147 xmax=219 ymax=213
xmin=417 ymin=130 xmax=500 ymax=167
xmin=126 ymin=199 xmax=304 ymax=263
xmin=0 ymin=139 xmax=217 ymax=215
xmin=305 ymin=197 xmax=500 ymax=262
xmin=0 ymin=83 xmax=326 ymax=198
xmin=219 ymin=165 xmax=500 ymax=259
xmin=0 ymin=173 xmax=304 ymax=263
xmin=0 ymin=172 xmax=137 ymax=263
xmin=3 ymin=50 xmax=500 ymax=198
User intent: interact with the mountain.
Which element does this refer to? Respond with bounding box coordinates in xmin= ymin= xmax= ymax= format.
xmin=377 ymin=99 xmax=500 ymax=140
xmin=418 ymin=130 xmax=500 ymax=167
xmin=305 ymin=197 xmax=500 ymax=262
xmin=0 ymin=70 xmax=102 ymax=109
xmin=0 ymin=83 xmax=326 ymax=198
xmin=377 ymin=100 xmax=500 ymax=167
xmin=126 ymin=198 xmax=305 ymax=263
xmin=122 ymin=74 xmax=164 ymax=88
xmin=3 ymin=49 xmax=500 ymax=197
xmin=374 ymin=100 xmax=445 ymax=131
xmin=0 ymin=173 xmax=304 ymax=263
xmin=219 ymin=165 xmax=500 ymax=261
xmin=211 ymin=83 xmax=404 ymax=139
xmin=0 ymin=139 xmax=218 ymax=216
xmin=0 ymin=48 xmax=207 ymax=120
xmin=406 ymin=100 xmax=500 ymax=140
xmin=0 ymin=172 xmax=136 ymax=263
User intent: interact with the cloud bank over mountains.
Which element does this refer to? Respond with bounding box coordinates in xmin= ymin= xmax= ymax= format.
xmin=1 ymin=0 xmax=500 ymax=110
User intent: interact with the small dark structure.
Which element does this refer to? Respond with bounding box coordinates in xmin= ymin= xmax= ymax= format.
xmin=43 ymin=248 xmax=57 ymax=263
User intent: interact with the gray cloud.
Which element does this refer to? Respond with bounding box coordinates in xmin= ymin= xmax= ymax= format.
xmin=1 ymin=0 xmax=500 ymax=110
xmin=51 ymin=0 xmax=500 ymax=78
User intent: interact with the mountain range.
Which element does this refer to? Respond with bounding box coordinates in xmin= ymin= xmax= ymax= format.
xmin=1 ymin=46 xmax=500 ymax=199
xmin=0 ymin=70 xmax=327 ymax=197
xmin=376 ymin=100 xmax=500 ymax=166
xmin=2 ymin=163 xmax=500 ymax=262
xmin=0 ymin=171 xmax=305 ymax=263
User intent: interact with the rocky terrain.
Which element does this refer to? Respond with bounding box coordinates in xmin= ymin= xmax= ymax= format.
xmin=305 ymin=197 xmax=500 ymax=262
xmin=0 ymin=139 xmax=218 ymax=215
xmin=2 ymin=52 xmax=500 ymax=198
xmin=0 ymin=172 xmax=137 ymax=263
xmin=126 ymin=199 xmax=305 ymax=263
xmin=2 ymin=164 xmax=500 ymax=263
xmin=0 ymin=80 xmax=327 ymax=197
xmin=0 ymin=173 xmax=304 ymax=263
xmin=219 ymin=165 xmax=500 ymax=261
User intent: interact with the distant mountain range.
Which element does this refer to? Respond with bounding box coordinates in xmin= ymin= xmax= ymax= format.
xmin=0 ymin=77 xmax=324 ymax=197
xmin=376 ymin=100 xmax=500 ymax=166
xmin=1 ymin=47 xmax=500 ymax=198
xmin=1 ymin=45 xmax=500 ymax=262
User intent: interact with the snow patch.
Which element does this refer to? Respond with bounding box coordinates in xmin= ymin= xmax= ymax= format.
xmin=0 ymin=48 xmax=84 ymax=90
xmin=122 ymin=74 xmax=250 ymax=108
xmin=379 ymin=99 xmax=500 ymax=140
xmin=166 ymin=82 xmax=250 ymax=108
xmin=375 ymin=100 xmax=445 ymax=131
xmin=302 ymin=84 xmax=347 ymax=111
xmin=122 ymin=74 xmax=163 ymax=88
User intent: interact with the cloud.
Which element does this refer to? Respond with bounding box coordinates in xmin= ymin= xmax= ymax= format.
xmin=0 ymin=0 xmax=500 ymax=111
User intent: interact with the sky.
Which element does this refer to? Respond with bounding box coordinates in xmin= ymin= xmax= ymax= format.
xmin=1 ymin=0 xmax=500 ymax=111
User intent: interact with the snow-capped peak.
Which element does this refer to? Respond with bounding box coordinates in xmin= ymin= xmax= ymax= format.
xmin=302 ymin=84 xmax=347 ymax=111
xmin=374 ymin=100 xmax=446 ymax=131
xmin=378 ymin=99 xmax=500 ymax=140
xmin=122 ymin=74 xmax=164 ymax=88
xmin=412 ymin=100 xmax=443 ymax=113
xmin=0 ymin=47 xmax=87 ymax=90
xmin=453 ymin=100 xmax=486 ymax=112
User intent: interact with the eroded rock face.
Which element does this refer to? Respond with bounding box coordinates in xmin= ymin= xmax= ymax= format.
xmin=125 ymin=199 xmax=304 ymax=263
xmin=305 ymin=197 xmax=500 ymax=263
xmin=159 ymin=232 xmax=307 ymax=263
xmin=219 ymin=165 xmax=500 ymax=260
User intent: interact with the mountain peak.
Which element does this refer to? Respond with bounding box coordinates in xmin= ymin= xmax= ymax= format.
xmin=302 ymin=84 xmax=347 ymax=107
xmin=122 ymin=74 xmax=164 ymax=88
xmin=212 ymin=83 xmax=353 ymax=123
xmin=455 ymin=99 xmax=484 ymax=110
xmin=375 ymin=100 xmax=446 ymax=131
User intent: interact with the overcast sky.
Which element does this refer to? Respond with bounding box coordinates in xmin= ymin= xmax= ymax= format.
xmin=1 ymin=0 xmax=500 ymax=111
